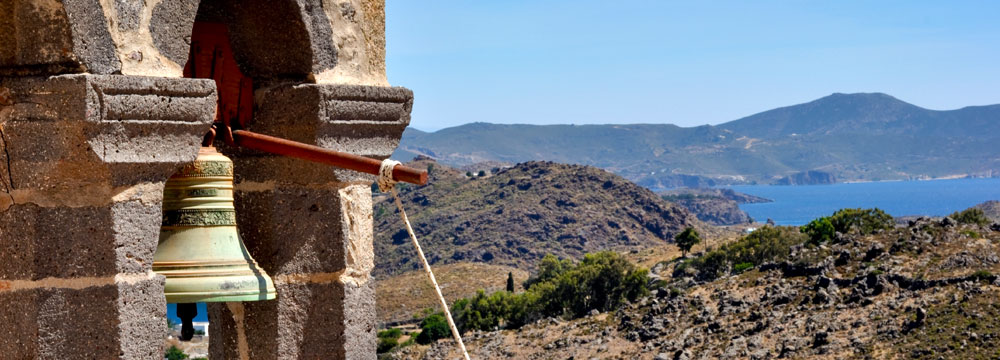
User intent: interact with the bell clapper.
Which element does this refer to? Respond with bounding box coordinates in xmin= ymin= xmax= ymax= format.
xmin=178 ymin=303 xmax=198 ymax=341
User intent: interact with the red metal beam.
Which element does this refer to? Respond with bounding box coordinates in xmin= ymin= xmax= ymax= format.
xmin=232 ymin=130 xmax=428 ymax=186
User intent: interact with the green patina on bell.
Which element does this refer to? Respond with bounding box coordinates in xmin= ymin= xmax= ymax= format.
xmin=154 ymin=146 xmax=276 ymax=304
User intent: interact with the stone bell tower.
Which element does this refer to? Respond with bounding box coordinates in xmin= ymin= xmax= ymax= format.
xmin=0 ymin=1 xmax=409 ymax=359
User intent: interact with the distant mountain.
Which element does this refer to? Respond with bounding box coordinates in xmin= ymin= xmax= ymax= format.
xmin=373 ymin=158 xmax=701 ymax=277
xmin=720 ymin=93 xmax=1000 ymax=139
xmin=394 ymin=93 xmax=1000 ymax=186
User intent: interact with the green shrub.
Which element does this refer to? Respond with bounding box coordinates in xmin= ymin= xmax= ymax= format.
xmin=377 ymin=337 xmax=398 ymax=353
xmin=378 ymin=328 xmax=402 ymax=339
xmin=724 ymin=226 xmax=806 ymax=267
xmin=950 ymin=208 xmax=990 ymax=226
xmin=829 ymin=208 xmax=894 ymax=235
xmin=453 ymin=251 xmax=649 ymax=333
xmin=673 ymin=226 xmax=806 ymax=281
xmin=415 ymin=313 xmax=451 ymax=344
xmin=971 ymin=270 xmax=993 ymax=281
xmin=960 ymin=229 xmax=982 ymax=238
xmin=801 ymin=217 xmax=835 ymax=245
xmin=165 ymin=346 xmax=188 ymax=360
xmin=733 ymin=262 xmax=754 ymax=273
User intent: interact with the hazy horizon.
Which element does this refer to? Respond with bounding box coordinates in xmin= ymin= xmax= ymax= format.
xmin=387 ymin=1 xmax=1000 ymax=131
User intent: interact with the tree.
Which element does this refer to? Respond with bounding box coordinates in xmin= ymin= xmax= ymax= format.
xmin=523 ymin=254 xmax=572 ymax=289
xmin=465 ymin=171 xmax=473 ymax=177
xmin=165 ymin=346 xmax=188 ymax=360
xmin=675 ymin=227 xmax=701 ymax=256
xmin=478 ymin=170 xmax=487 ymax=177
xmin=802 ymin=217 xmax=835 ymax=245
xmin=506 ymin=272 xmax=515 ymax=292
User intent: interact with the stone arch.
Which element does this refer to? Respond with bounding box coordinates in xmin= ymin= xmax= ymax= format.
xmin=190 ymin=0 xmax=338 ymax=82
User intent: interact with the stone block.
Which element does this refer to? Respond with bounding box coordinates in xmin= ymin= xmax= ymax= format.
xmin=233 ymin=186 xmax=347 ymax=275
xmin=116 ymin=274 xmax=169 ymax=359
xmin=0 ymin=275 xmax=165 ymax=359
xmin=0 ymin=0 xmax=119 ymax=75
xmin=208 ymin=279 xmax=376 ymax=360
xmin=0 ymin=194 xmax=168 ymax=279
xmin=0 ymin=204 xmax=116 ymax=280
xmin=148 ymin=0 xmax=201 ymax=66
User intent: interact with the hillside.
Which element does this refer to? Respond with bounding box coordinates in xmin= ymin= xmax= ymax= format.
xmin=376 ymin=263 xmax=529 ymax=324
xmin=394 ymin=93 xmax=1000 ymax=185
xmin=396 ymin=212 xmax=1000 ymax=359
xmin=373 ymin=158 xmax=701 ymax=277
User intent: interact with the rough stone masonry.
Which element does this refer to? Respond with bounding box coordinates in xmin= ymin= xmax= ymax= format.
xmin=0 ymin=1 xmax=407 ymax=359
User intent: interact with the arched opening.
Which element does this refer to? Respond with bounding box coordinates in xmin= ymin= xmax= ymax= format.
xmin=160 ymin=2 xmax=321 ymax=355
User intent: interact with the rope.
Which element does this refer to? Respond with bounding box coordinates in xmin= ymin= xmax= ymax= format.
xmin=378 ymin=159 xmax=471 ymax=360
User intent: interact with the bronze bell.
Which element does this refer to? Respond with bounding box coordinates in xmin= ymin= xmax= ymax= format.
xmin=154 ymin=147 xmax=276 ymax=339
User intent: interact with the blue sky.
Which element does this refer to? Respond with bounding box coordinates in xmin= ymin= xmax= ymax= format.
xmin=386 ymin=1 xmax=1000 ymax=131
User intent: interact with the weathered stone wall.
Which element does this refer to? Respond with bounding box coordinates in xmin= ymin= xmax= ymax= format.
xmin=1 ymin=0 xmax=400 ymax=358
xmin=0 ymin=75 xmax=216 ymax=358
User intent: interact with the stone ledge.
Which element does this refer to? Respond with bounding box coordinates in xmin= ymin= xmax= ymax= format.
xmin=0 ymin=74 xmax=215 ymax=192
xmin=224 ymin=83 xmax=411 ymax=185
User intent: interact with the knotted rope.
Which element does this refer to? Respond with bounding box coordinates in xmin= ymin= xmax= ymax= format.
xmin=378 ymin=159 xmax=471 ymax=360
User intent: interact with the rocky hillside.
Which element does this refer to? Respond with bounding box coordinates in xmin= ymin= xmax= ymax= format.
xmin=397 ymin=213 xmax=1000 ymax=359
xmin=660 ymin=188 xmax=770 ymax=225
xmin=373 ymin=158 xmax=700 ymax=277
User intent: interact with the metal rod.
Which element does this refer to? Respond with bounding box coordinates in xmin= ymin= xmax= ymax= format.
xmin=231 ymin=130 xmax=428 ymax=185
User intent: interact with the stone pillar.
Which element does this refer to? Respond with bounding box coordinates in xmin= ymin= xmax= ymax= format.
xmin=208 ymin=83 xmax=411 ymax=359
xmin=0 ymin=75 xmax=215 ymax=358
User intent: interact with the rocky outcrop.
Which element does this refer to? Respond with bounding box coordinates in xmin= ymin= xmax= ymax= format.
xmin=775 ymin=170 xmax=837 ymax=185
xmin=660 ymin=188 xmax=771 ymax=226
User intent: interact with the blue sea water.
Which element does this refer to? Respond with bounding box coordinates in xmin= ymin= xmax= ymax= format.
xmin=730 ymin=178 xmax=1000 ymax=226
xmin=167 ymin=302 xmax=209 ymax=323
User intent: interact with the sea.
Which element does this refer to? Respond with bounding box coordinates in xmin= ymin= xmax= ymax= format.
xmin=730 ymin=178 xmax=1000 ymax=226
